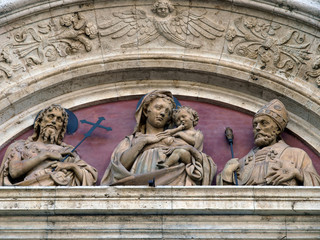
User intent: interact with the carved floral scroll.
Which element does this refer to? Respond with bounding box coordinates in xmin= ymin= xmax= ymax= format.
xmin=225 ymin=17 xmax=312 ymax=75
xmin=0 ymin=12 xmax=97 ymax=79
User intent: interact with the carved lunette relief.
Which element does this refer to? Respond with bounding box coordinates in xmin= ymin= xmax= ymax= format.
xmin=0 ymin=12 xmax=97 ymax=79
xmin=225 ymin=17 xmax=312 ymax=75
xmin=98 ymin=0 xmax=225 ymax=49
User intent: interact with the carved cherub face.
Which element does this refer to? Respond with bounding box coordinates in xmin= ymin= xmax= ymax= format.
xmin=253 ymin=115 xmax=281 ymax=147
xmin=173 ymin=106 xmax=199 ymax=129
xmin=144 ymin=98 xmax=172 ymax=129
xmin=152 ymin=0 xmax=174 ymax=18
xmin=156 ymin=2 xmax=170 ymax=18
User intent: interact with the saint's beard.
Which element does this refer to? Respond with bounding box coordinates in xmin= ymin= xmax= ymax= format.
xmin=40 ymin=125 xmax=59 ymax=144
xmin=254 ymin=131 xmax=277 ymax=147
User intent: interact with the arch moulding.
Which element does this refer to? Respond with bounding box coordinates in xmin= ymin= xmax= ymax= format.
xmin=0 ymin=1 xmax=320 ymax=239
xmin=0 ymin=0 xmax=319 ymax=154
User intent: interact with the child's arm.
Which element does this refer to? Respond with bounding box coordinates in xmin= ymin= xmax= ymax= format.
xmin=156 ymin=124 xmax=184 ymax=137
xmin=173 ymin=130 xmax=196 ymax=146
xmin=163 ymin=124 xmax=184 ymax=136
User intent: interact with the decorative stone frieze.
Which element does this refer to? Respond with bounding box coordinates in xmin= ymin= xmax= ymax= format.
xmin=225 ymin=17 xmax=311 ymax=76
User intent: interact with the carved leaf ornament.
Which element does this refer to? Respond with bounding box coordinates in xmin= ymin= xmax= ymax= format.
xmin=98 ymin=0 xmax=225 ymax=48
xmin=0 ymin=12 xmax=97 ymax=79
xmin=225 ymin=17 xmax=311 ymax=74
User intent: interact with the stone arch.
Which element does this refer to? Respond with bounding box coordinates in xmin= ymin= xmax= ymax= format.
xmin=0 ymin=0 xmax=319 ymax=154
xmin=0 ymin=1 xmax=320 ymax=238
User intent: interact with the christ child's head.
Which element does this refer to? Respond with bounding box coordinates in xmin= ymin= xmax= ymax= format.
xmin=173 ymin=106 xmax=199 ymax=130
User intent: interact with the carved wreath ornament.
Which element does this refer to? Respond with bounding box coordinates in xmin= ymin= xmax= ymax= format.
xmin=225 ymin=17 xmax=311 ymax=74
xmin=98 ymin=0 xmax=225 ymax=48
xmin=0 ymin=12 xmax=97 ymax=79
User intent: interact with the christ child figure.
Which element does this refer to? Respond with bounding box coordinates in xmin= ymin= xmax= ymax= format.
xmin=157 ymin=106 xmax=204 ymax=168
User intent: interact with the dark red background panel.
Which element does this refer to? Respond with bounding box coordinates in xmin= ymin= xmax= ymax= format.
xmin=0 ymin=99 xmax=319 ymax=185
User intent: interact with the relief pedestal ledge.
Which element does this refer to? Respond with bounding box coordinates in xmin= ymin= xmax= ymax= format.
xmin=0 ymin=186 xmax=319 ymax=239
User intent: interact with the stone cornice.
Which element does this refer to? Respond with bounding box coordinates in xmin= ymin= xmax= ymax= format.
xmin=1 ymin=0 xmax=319 ymax=28
xmin=232 ymin=0 xmax=320 ymax=28
xmin=0 ymin=186 xmax=319 ymax=215
xmin=0 ymin=186 xmax=320 ymax=239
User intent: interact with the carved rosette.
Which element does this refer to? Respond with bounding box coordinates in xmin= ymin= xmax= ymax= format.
xmin=0 ymin=12 xmax=98 ymax=79
xmin=225 ymin=17 xmax=312 ymax=75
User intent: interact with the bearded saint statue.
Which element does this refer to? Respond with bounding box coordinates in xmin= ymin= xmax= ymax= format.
xmin=0 ymin=104 xmax=98 ymax=186
xmin=217 ymin=99 xmax=320 ymax=186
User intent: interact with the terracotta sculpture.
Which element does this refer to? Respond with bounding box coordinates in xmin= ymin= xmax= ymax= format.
xmin=101 ymin=90 xmax=216 ymax=186
xmin=157 ymin=106 xmax=204 ymax=168
xmin=0 ymin=104 xmax=98 ymax=186
xmin=217 ymin=99 xmax=320 ymax=186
